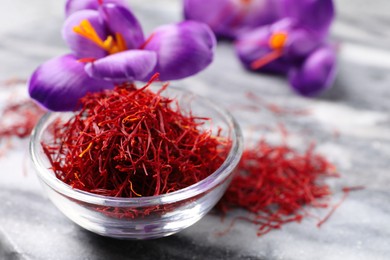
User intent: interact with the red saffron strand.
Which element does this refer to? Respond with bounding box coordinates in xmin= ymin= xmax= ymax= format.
xmin=250 ymin=50 xmax=283 ymax=70
xmin=316 ymin=186 xmax=365 ymax=227
xmin=77 ymin=57 xmax=97 ymax=63
xmin=42 ymin=80 xmax=231 ymax=199
xmin=139 ymin=33 xmax=156 ymax=50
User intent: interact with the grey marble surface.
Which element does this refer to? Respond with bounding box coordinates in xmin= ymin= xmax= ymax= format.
xmin=1 ymin=0 xmax=390 ymax=259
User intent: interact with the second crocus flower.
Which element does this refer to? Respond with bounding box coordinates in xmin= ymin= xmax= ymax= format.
xmin=184 ymin=0 xmax=337 ymax=96
xmin=235 ymin=0 xmax=336 ymax=96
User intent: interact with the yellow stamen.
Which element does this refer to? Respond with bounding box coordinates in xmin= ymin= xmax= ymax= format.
xmin=73 ymin=19 xmax=127 ymax=55
xmin=102 ymin=36 xmax=114 ymax=50
xmin=115 ymin=33 xmax=127 ymax=51
xmin=79 ymin=142 xmax=93 ymax=158
xmin=269 ymin=32 xmax=288 ymax=50
xmin=73 ymin=20 xmax=106 ymax=50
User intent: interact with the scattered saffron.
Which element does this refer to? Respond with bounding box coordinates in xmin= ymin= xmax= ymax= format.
xmin=0 ymin=99 xmax=45 ymax=140
xmin=42 ymin=79 xmax=231 ymax=199
xmin=217 ymin=140 xmax=340 ymax=236
xmin=0 ymin=78 xmax=27 ymax=87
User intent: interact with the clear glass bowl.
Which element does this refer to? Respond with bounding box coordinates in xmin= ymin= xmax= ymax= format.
xmin=29 ymin=86 xmax=243 ymax=239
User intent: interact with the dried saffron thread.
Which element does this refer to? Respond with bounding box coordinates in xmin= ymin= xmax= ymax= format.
xmin=316 ymin=186 xmax=364 ymax=227
xmin=42 ymin=79 xmax=231 ymax=198
xmin=217 ymin=140 xmax=339 ymax=236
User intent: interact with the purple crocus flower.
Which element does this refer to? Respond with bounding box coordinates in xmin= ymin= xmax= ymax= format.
xmin=234 ymin=0 xmax=336 ymax=95
xmin=29 ymin=1 xmax=216 ymax=112
xmin=235 ymin=18 xmax=322 ymax=74
xmin=184 ymin=0 xmax=281 ymax=39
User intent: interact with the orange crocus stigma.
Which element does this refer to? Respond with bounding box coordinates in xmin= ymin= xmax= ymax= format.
xmin=269 ymin=32 xmax=288 ymax=50
xmin=73 ymin=19 xmax=127 ymax=55
xmin=250 ymin=31 xmax=288 ymax=70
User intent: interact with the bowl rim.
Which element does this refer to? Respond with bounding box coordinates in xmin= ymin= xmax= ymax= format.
xmin=29 ymin=86 xmax=243 ymax=206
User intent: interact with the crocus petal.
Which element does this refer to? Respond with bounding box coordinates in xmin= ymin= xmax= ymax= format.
xmin=235 ymin=25 xmax=291 ymax=74
xmin=28 ymin=54 xmax=113 ymax=111
xmin=62 ymin=10 xmax=108 ymax=59
xmin=284 ymin=28 xmax=321 ymax=58
xmin=269 ymin=18 xmax=320 ymax=58
xmin=65 ymin=0 xmax=127 ymax=17
xmin=184 ymin=0 xmax=280 ymax=39
xmin=99 ymin=3 xmax=144 ymax=49
xmin=288 ymin=45 xmax=337 ymax=96
xmin=280 ymin=0 xmax=334 ymax=34
xmin=142 ymin=21 xmax=216 ymax=81
xmin=85 ymin=50 xmax=157 ymax=82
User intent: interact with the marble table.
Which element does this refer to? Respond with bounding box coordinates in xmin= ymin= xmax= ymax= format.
xmin=1 ymin=0 xmax=390 ymax=259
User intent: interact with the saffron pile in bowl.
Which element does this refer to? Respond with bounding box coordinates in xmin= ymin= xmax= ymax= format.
xmin=42 ymin=79 xmax=231 ymax=198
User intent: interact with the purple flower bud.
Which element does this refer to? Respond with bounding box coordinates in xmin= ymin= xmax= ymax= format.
xmin=288 ymin=45 xmax=337 ymax=96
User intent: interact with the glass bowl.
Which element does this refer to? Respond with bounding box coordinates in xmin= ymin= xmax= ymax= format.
xmin=29 ymin=86 xmax=243 ymax=239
